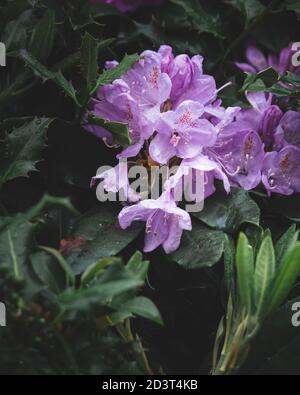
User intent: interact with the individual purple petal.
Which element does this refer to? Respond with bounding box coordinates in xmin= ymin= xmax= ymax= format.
xmin=259 ymin=105 xmax=283 ymax=149
xmin=262 ymin=145 xmax=300 ymax=195
xmin=149 ymin=133 xmax=177 ymax=164
xmin=275 ymin=111 xmax=300 ymax=150
xmin=235 ymin=62 xmax=257 ymax=74
xmin=246 ymin=46 xmax=268 ymax=71
xmin=171 ymin=55 xmax=216 ymax=108
xmin=162 ymin=215 xmax=184 ymax=254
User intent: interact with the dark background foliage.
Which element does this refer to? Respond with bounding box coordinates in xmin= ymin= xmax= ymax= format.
xmin=0 ymin=0 xmax=300 ymax=375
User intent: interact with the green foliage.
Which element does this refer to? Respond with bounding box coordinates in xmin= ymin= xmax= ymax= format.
xmin=213 ymin=227 xmax=300 ymax=375
xmin=0 ymin=118 xmax=53 ymax=186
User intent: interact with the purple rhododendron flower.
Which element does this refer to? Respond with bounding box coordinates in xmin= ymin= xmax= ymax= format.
xmin=262 ymin=145 xmax=300 ymax=195
xmin=119 ymin=193 xmax=192 ymax=254
xmin=236 ymin=43 xmax=300 ymax=76
xmin=274 ymin=111 xmax=300 ymax=149
xmin=207 ymin=123 xmax=265 ymax=190
xmin=150 ymin=100 xmax=217 ymax=164
xmin=92 ymin=0 xmax=162 ymax=12
xmin=237 ymin=92 xmax=282 ymax=148
xmin=87 ymin=44 xmax=300 ymax=254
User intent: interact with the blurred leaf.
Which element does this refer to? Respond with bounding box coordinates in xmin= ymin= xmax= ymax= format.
xmin=29 ymin=9 xmax=55 ymax=62
xmin=285 ymin=0 xmax=300 ymax=12
xmin=58 ymin=261 xmax=144 ymax=319
xmin=81 ymin=257 xmax=121 ymax=287
xmin=126 ymin=251 xmax=149 ymax=282
xmin=228 ymin=0 xmax=266 ymax=27
xmin=1 ymin=10 xmax=35 ymax=51
xmin=171 ymin=0 xmax=223 ymax=37
xmin=115 ymin=296 xmax=163 ymax=326
xmin=275 ymin=225 xmax=299 ymax=266
xmin=267 ymin=243 xmax=300 ymax=316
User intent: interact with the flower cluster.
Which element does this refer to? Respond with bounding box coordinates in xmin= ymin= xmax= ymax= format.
xmin=92 ymin=0 xmax=162 ymax=12
xmin=86 ymin=45 xmax=300 ymax=254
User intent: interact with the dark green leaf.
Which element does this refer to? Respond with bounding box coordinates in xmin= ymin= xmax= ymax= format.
xmin=170 ymin=220 xmax=226 ymax=269
xmin=80 ymin=32 xmax=98 ymax=92
xmin=193 ymin=187 xmax=260 ymax=233
xmin=64 ymin=206 xmax=143 ymax=274
xmin=171 ymin=0 xmax=223 ymax=37
xmin=275 ymin=225 xmax=299 ymax=266
xmin=29 ymin=9 xmax=55 ymax=62
xmin=13 ymin=50 xmax=80 ymax=105
xmin=254 ymin=235 xmax=276 ymax=318
xmin=87 ymin=114 xmax=132 ymax=147
xmin=0 ymin=117 xmax=53 ymax=185
xmin=267 ymin=243 xmax=300 ymax=316
xmin=93 ymin=53 xmax=139 ymax=92
xmin=228 ymin=0 xmax=266 ymax=27
xmin=236 ymin=233 xmax=254 ymax=313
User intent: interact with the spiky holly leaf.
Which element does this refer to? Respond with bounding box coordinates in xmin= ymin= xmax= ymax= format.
xmin=0 ymin=117 xmax=53 ymax=186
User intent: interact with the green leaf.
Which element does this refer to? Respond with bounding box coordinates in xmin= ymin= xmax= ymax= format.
xmin=228 ymin=0 xmax=266 ymax=27
xmin=0 ymin=117 xmax=53 ymax=186
xmin=0 ymin=221 xmax=35 ymax=279
xmin=29 ymin=9 xmax=55 ymax=62
xmin=254 ymin=235 xmax=276 ymax=318
xmin=80 ymin=32 xmax=98 ymax=92
xmin=13 ymin=50 xmax=80 ymax=106
xmin=170 ymin=220 xmax=226 ymax=269
xmin=224 ymin=235 xmax=236 ymax=295
xmin=285 ymin=0 xmax=300 ymax=13
xmin=93 ymin=53 xmax=139 ymax=93
xmin=236 ymin=233 xmax=254 ymax=313
xmin=64 ymin=206 xmax=143 ymax=274
xmin=58 ymin=261 xmax=144 ymax=319
xmin=30 ymin=250 xmax=67 ymax=294
xmin=1 ymin=10 xmax=35 ymax=51
xmin=39 ymin=246 xmax=76 ymax=288
xmin=171 ymin=0 xmax=223 ymax=37
xmin=0 ymin=195 xmax=78 ymax=280
xmin=81 ymin=257 xmax=121 ymax=287
xmin=86 ymin=114 xmax=132 ymax=147
xmin=126 ymin=251 xmax=149 ymax=282
xmin=114 ymin=296 xmax=163 ymax=326
xmin=193 ymin=187 xmax=260 ymax=233
xmin=275 ymin=225 xmax=299 ymax=266
xmin=267 ymin=243 xmax=300 ymax=316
